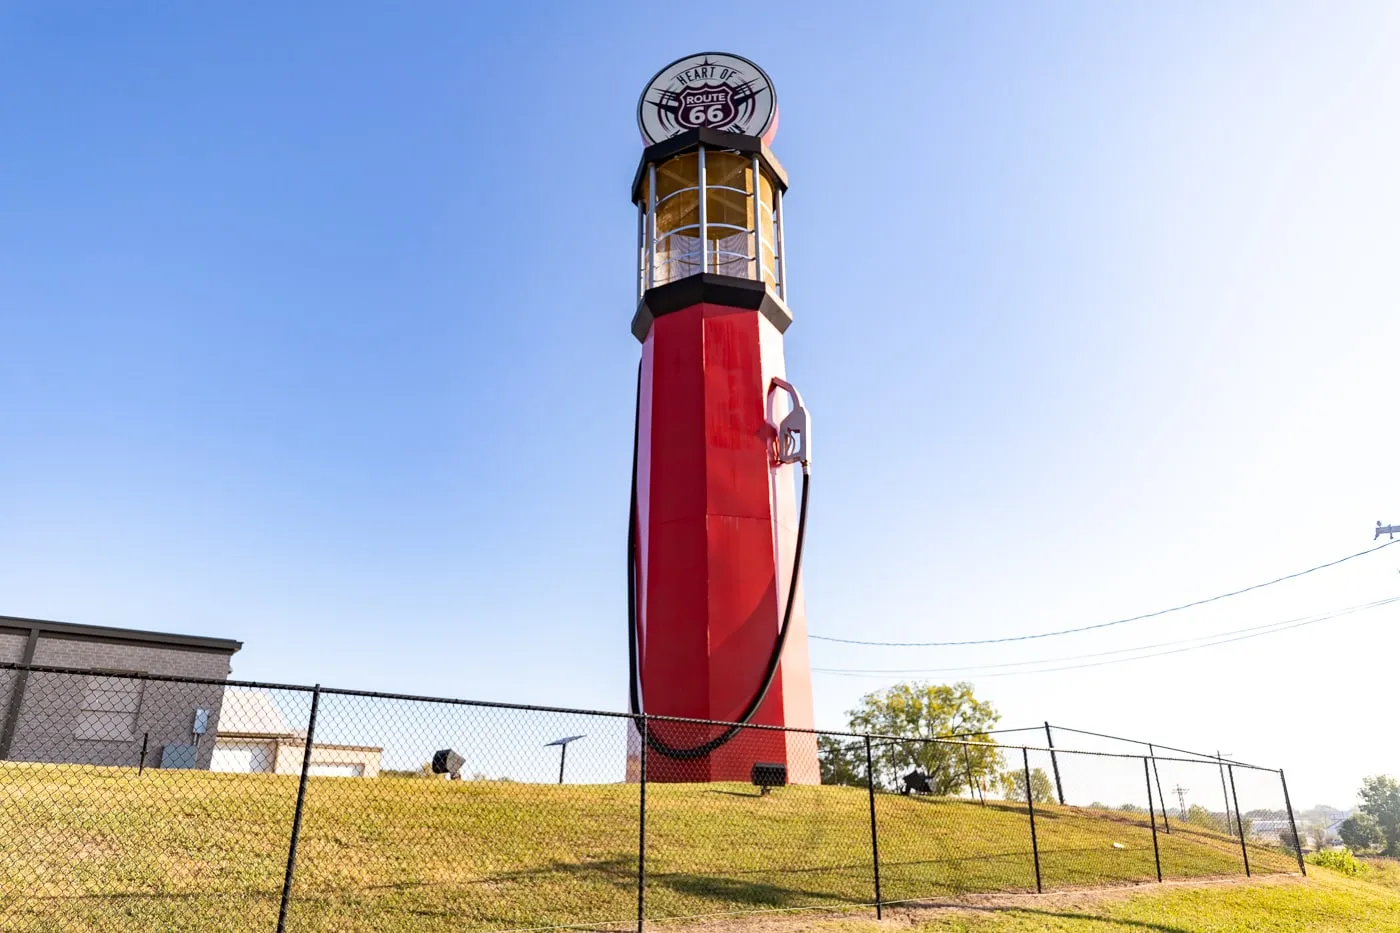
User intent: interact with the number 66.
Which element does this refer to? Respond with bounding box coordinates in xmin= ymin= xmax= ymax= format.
xmin=688 ymin=104 xmax=726 ymax=124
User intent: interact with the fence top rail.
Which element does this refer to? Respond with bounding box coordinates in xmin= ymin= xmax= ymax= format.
xmin=0 ymin=661 xmax=1282 ymax=772
xmin=1046 ymin=723 xmax=1264 ymax=769
xmin=891 ymin=736 xmax=1282 ymax=773
xmin=0 ymin=661 xmax=644 ymax=721
xmin=935 ymin=725 xmax=1045 ymax=740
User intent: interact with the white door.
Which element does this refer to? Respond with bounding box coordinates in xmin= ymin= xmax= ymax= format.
xmin=210 ymin=741 xmax=275 ymax=773
xmin=306 ymin=762 xmax=363 ymax=778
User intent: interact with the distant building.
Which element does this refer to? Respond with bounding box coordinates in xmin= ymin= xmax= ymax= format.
xmin=0 ymin=614 xmax=241 ymax=770
xmin=1250 ymin=818 xmax=1300 ymax=844
xmin=211 ymin=689 xmax=381 ymax=778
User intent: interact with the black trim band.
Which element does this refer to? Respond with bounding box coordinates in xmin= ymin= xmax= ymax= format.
xmin=631 ymin=274 xmax=792 ymax=342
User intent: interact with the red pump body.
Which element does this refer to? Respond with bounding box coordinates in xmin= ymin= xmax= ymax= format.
xmin=631 ymin=296 xmax=817 ymax=783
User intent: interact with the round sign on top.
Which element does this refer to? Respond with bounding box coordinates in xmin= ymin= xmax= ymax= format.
xmin=638 ymin=53 xmax=778 ymax=146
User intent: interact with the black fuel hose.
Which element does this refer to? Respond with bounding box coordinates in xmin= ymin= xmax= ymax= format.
xmin=627 ymin=364 xmax=811 ymax=759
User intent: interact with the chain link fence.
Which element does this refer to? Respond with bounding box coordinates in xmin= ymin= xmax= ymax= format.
xmin=0 ymin=663 xmax=1304 ymax=932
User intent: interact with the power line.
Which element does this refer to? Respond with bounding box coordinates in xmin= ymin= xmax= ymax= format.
xmin=811 ymin=596 xmax=1400 ymax=680
xmin=810 ymin=539 xmax=1399 ymax=647
xmin=812 ymin=598 xmax=1399 ymax=675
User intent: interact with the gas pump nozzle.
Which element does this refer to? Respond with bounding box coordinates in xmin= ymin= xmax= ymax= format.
xmin=768 ymin=378 xmax=810 ymax=469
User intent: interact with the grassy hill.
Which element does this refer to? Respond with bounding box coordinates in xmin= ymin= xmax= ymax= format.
xmin=799 ymin=867 xmax=1400 ymax=932
xmin=0 ymin=765 xmax=1299 ymax=931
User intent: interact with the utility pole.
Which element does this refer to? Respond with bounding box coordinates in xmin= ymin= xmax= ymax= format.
xmin=1377 ymin=521 xmax=1398 ymax=540
xmin=1173 ymin=784 xmax=1190 ymax=819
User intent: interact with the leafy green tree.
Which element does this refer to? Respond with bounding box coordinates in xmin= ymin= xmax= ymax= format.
xmin=1182 ymin=804 xmax=1224 ymax=830
xmin=844 ymin=681 xmax=1000 ymax=795
xmin=1358 ymin=775 xmax=1400 ymax=856
xmin=816 ymin=735 xmax=866 ymax=787
xmin=1339 ymin=813 xmax=1382 ymax=852
xmin=999 ymin=767 xmax=1055 ymax=803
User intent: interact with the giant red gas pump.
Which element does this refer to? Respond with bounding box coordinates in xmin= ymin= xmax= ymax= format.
xmin=626 ymin=54 xmax=818 ymax=784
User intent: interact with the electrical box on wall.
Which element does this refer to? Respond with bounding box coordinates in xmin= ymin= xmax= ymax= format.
xmin=192 ymin=709 xmax=209 ymax=735
xmin=161 ymin=745 xmax=198 ymax=769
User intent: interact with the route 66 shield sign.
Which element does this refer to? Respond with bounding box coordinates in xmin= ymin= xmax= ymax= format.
xmin=638 ymin=53 xmax=778 ymax=145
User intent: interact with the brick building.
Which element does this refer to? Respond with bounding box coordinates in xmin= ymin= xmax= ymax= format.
xmin=0 ymin=615 xmax=241 ymax=770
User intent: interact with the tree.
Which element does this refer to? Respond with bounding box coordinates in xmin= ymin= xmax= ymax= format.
xmin=817 ymin=735 xmax=866 ymax=787
xmin=1000 ymin=767 xmax=1055 ymax=803
xmin=844 ymin=681 xmax=1000 ymax=795
xmin=1358 ymin=775 xmax=1400 ymax=856
xmin=1307 ymin=821 xmax=1336 ymax=851
xmin=1339 ymin=813 xmax=1383 ymax=852
xmin=1181 ymin=804 xmax=1224 ymax=831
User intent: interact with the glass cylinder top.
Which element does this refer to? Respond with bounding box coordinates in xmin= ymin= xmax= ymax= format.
xmin=637 ymin=141 xmax=785 ymax=300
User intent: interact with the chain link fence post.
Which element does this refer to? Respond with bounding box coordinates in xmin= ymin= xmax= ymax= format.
xmin=1280 ymin=769 xmax=1306 ymax=876
xmin=1022 ymin=747 xmax=1043 ymax=893
xmin=863 ymin=735 xmax=883 ymax=918
xmin=1217 ymin=755 xmax=1233 ymax=841
xmin=1226 ymin=764 xmax=1250 ymax=878
xmin=276 ymin=684 xmax=320 ymax=933
xmin=962 ymin=744 xmax=985 ymax=806
xmin=1044 ymin=723 xmax=1065 ymax=806
xmin=637 ymin=716 xmax=648 ymax=933
xmin=1149 ymin=744 xmax=1169 ymax=833
xmin=1144 ymin=757 xmax=1162 ymax=882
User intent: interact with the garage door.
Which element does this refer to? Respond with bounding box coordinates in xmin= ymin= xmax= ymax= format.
xmin=210 ymin=741 xmax=276 ymax=773
xmin=307 ymin=762 xmax=363 ymax=778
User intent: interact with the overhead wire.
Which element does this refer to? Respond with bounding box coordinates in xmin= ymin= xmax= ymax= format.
xmin=811 ymin=595 xmax=1400 ymax=679
xmin=810 ymin=539 xmax=1399 ymax=647
xmin=811 ymin=597 xmax=1400 ymax=675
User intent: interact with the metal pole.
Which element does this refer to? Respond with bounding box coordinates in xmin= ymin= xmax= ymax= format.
xmin=962 ymin=744 xmax=984 ymax=806
xmin=558 ymin=744 xmax=567 ymax=785
xmin=1045 ymin=722 xmax=1065 ymax=806
xmin=1227 ymin=765 xmax=1250 ymax=877
xmin=1023 ymin=747 xmax=1043 ymax=893
xmin=774 ymin=188 xmax=787 ymax=301
xmin=697 ymin=146 xmax=708 ymax=274
xmin=1281 ymin=769 xmax=1306 ymax=876
xmin=864 ymin=735 xmax=883 ymax=918
xmin=1149 ymin=744 xmax=1169 ymax=834
xmin=1145 ymin=758 xmax=1162 ymax=883
xmin=750 ymin=154 xmax=762 ymax=283
xmin=1217 ymin=751 xmax=1233 ymax=837
xmin=646 ymin=163 xmax=657 ymax=289
xmin=276 ymin=685 xmax=320 ymax=933
xmin=636 ymin=198 xmax=645 ymax=299
xmin=138 ymin=732 xmax=148 ymax=776
xmin=637 ymin=717 xmax=648 ymax=933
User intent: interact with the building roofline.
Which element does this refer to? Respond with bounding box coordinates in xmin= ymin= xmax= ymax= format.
xmin=0 ymin=615 xmax=242 ymax=654
xmin=217 ymin=732 xmax=383 ymax=753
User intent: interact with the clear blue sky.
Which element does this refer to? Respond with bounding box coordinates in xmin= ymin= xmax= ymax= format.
xmin=2 ymin=2 xmax=1397 ymax=805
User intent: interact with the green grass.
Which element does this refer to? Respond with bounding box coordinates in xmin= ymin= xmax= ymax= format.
xmin=1361 ymin=857 xmax=1400 ymax=891
xmin=0 ymin=764 xmax=1299 ymax=931
xmin=804 ymin=867 xmax=1400 ymax=931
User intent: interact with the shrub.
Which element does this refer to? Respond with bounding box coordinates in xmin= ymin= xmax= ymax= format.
xmin=1341 ymin=813 xmax=1384 ymax=852
xmin=1307 ymin=848 xmax=1369 ymax=877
